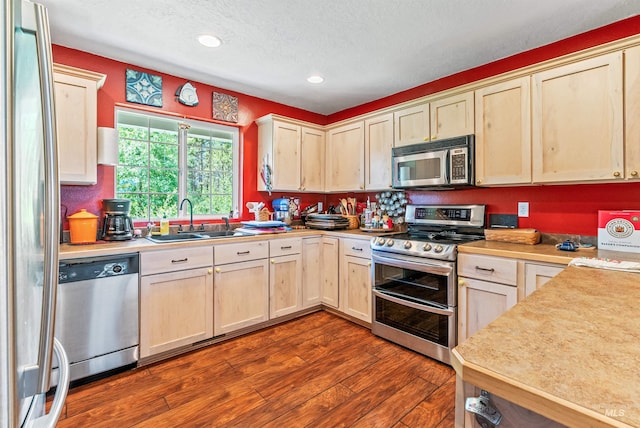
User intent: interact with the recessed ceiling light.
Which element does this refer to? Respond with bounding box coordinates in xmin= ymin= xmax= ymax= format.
xmin=198 ymin=35 xmax=222 ymax=48
xmin=307 ymin=75 xmax=324 ymax=84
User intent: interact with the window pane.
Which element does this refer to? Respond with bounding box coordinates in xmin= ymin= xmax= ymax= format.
xmin=187 ymin=137 xmax=211 ymax=170
xmin=117 ymin=193 xmax=149 ymax=219
xmin=149 ymin=168 xmax=178 ymax=193
xmin=150 ymin=128 xmax=178 ymax=144
xmin=118 ymin=124 xmax=148 ymax=141
xmin=119 ymin=139 xmax=148 ymax=167
xmin=187 ymin=170 xmax=211 ymax=194
xmin=116 ymin=166 xmax=148 ymax=193
xmin=190 ymin=194 xmax=211 ymax=215
xmin=212 ymin=194 xmax=232 ymax=214
xmin=150 ymin=193 xmax=178 ymax=218
xmin=150 ymin=142 xmax=178 ymax=169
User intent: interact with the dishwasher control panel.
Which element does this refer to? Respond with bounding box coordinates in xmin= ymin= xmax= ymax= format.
xmin=59 ymin=253 xmax=139 ymax=283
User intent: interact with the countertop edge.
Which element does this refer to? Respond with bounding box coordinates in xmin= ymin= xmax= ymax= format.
xmin=451 ymin=349 xmax=633 ymax=428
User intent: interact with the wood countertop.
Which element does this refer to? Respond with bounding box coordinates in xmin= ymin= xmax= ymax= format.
xmin=452 ymin=265 xmax=640 ymax=427
xmin=59 ymin=227 xmax=375 ymax=260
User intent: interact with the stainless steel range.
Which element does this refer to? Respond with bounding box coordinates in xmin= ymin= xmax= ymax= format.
xmin=370 ymin=204 xmax=485 ymax=364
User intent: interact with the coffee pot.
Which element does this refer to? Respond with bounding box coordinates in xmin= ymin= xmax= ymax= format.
xmin=101 ymin=198 xmax=134 ymax=241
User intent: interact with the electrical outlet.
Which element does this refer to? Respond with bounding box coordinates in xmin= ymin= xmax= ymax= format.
xmin=518 ymin=202 xmax=529 ymax=218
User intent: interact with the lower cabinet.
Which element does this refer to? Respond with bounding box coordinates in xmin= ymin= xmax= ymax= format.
xmin=340 ymin=237 xmax=372 ymax=323
xmin=301 ymin=237 xmax=322 ymax=308
xmin=457 ymin=277 xmax=517 ymax=343
xmin=269 ymin=238 xmax=303 ymax=318
xmin=139 ymin=247 xmax=214 ymax=358
xmin=321 ymin=237 xmax=340 ymax=308
xmin=214 ymin=241 xmax=269 ymax=335
xmin=523 ymin=262 xmax=564 ymax=298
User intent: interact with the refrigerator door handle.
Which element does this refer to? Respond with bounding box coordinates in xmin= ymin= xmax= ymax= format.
xmin=27 ymin=339 xmax=69 ymax=428
xmin=33 ymin=0 xmax=60 ymax=394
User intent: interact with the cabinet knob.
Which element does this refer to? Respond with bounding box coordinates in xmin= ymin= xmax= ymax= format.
xmin=208 ymin=269 xmax=213 ymax=275
xmin=476 ymin=179 xmax=482 ymax=185
xmin=458 ymin=279 xmax=464 ymax=286
xmin=271 ymin=259 xmax=275 ymax=264
xmin=215 ymin=267 xmax=221 ymax=273
xmin=423 ymin=136 xmax=430 ymax=142
xmin=613 ymin=171 xmax=621 ymax=177
xmin=631 ymin=170 xmax=639 ymax=177
xmin=431 ymin=135 xmax=436 ymax=140
xmin=301 ymin=186 xmax=305 ymax=191
xmin=368 ymin=262 xmax=372 ymax=267
xmin=360 ymin=185 xmax=364 ymax=190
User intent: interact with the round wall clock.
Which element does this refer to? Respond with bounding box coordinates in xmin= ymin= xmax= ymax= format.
xmin=176 ymin=82 xmax=199 ymax=106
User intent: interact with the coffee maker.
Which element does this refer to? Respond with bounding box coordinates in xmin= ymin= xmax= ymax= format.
xmin=101 ymin=198 xmax=134 ymax=241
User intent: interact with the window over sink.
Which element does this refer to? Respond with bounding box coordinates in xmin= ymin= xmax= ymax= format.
xmin=115 ymin=108 xmax=239 ymax=220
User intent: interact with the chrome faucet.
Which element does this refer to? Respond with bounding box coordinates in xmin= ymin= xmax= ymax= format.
xmin=179 ymin=198 xmax=194 ymax=231
xmin=222 ymin=216 xmax=230 ymax=231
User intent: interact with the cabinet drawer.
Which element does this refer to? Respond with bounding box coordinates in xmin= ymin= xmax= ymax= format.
xmin=342 ymin=238 xmax=372 ymax=258
xmin=215 ymin=240 xmax=269 ymax=265
xmin=141 ymin=246 xmax=213 ymax=276
xmin=458 ymin=253 xmax=517 ymax=286
xmin=270 ymin=238 xmax=302 ymax=257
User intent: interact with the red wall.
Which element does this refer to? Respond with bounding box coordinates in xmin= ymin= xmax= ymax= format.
xmin=57 ymin=14 xmax=640 ymax=235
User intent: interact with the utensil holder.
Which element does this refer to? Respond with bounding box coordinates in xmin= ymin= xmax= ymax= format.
xmin=344 ymin=215 xmax=359 ymax=229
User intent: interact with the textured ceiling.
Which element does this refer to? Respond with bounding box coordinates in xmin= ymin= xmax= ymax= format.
xmin=38 ymin=0 xmax=640 ymax=115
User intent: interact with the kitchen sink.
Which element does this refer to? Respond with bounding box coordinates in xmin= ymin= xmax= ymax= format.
xmin=146 ymin=231 xmax=247 ymax=243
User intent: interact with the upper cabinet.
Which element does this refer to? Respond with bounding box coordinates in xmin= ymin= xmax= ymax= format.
xmin=53 ymin=64 xmax=106 ymax=185
xmin=393 ymin=103 xmax=429 ymax=147
xmin=325 ymin=121 xmax=365 ymax=191
xmin=257 ymin=115 xmax=325 ymax=192
xmin=531 ymin=52 xmax=624 ymax=183
xmin=364 ymin=113 xmax=394 ymax=190
xmin=429 ymin=91 xmax=474 ymax=141
xmin=624 ymin=45 xmax=640 ymax=181
xmin=474 ymin=77 xmax=532 ymax=186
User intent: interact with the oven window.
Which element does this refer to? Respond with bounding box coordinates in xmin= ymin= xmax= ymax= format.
xmin=374 ymin=264 xmax=448 ymax=306
xmin=375 ymin=296 xmax=449 ymax=346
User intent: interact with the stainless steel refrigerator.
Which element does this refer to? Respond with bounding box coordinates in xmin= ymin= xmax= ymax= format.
xmin=1 ymin=1 xmax=70 ymax=426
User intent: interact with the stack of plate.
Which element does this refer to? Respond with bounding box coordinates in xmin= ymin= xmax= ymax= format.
xmin=305 ymin=214 xmax=350 ymax=230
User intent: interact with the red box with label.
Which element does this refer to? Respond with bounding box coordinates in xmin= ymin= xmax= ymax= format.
xmin=597 ymin=210 xmax=640 ymax=253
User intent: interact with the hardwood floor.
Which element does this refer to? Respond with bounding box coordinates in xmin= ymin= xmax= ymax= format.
xmin=52 ymin=311 xmax=456 ymax=427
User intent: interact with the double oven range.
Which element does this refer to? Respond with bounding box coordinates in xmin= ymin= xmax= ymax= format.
xmin=370 ymin=204 xmax=485 ymax=365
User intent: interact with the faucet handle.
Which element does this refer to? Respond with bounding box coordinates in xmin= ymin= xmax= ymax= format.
xmin=222 ymin=216 xmax=230 ymax=231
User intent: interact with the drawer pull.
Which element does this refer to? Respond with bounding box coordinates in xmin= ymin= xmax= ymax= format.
xmin=280 ymin=245 xmax=292 ymax=250
xmin=352 ymin=247 xmax=363 ymax=251
xmin=475 ymin=266 xmax=495 ymax=273
xmin=237 ymin=251 xmax=250 ymax=255
xmin=171 ymin=258 xmax=188 ymax=264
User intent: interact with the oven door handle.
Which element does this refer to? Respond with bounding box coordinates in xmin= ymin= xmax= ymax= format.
xmin=371 ymin=253 xmax=454 ymax=274
xmin=373 ymin=289 xmax=455 ymax=316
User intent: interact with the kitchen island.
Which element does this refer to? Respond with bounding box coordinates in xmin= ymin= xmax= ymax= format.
xmin=452 ymin=264 xmax=640 ymax=427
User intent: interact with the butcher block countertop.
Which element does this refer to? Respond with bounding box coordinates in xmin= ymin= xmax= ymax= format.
xmin=452 ymin=263 xmax=640 ymax=427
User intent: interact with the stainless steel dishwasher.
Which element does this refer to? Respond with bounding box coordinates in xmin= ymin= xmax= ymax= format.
xmin=53 ymin=253 xmax=139 ymax=384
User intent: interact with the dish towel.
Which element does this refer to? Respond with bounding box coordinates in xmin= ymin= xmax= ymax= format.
xmin=568 ymin=257 xmax=640 ymax=273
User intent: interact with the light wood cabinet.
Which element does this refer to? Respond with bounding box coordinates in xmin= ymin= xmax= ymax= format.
xmin=325 ymin=121 xmax=365 ymax=191
xmin=321 ymin=237 xmax=340 ymax=308
xmin=532 ymin=52 xmax=624 ymax=183
xmin=257 ymin=116 xmax=325 ymax=192
xmin=214 ymin=241 xmax=269 ymax=335
xmin=457 ymin=253 xmax=518 ymax=343
xmin=474 ymin=77 xmax=532 ymax=186
xmin=624 ymin=45 xmax=640 ymax=180
xmin=53 ymin=64 xmax=106 ymax=185
xmin=523 ymin=262 xmax=564 ymax=298
xmin=429 ymin=91 xmax=474 ymax=141
xmin=364 ymin=113 xmax=394 ymax=190
xmin=340 ymin=238 xmax=372 ymax=323
xmin=393 ymin=103 xmax=429 ymax=147
xmin=269 ymin=238 xmax=302 ymax=319
xmin=301 ymin=237 xmax=322 ymax=308
xmin=139 ymin=247 xmax=213 ymax=358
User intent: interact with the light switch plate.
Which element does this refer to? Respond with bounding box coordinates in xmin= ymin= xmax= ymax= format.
xmin=518 ymin=202 xmax=529 ymax=217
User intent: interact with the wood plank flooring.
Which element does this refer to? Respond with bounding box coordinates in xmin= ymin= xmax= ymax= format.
xmin=52 ymin=311 xmax=455 ymax=427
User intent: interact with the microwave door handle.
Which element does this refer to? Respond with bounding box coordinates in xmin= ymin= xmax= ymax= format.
xmin=445 ymin=150 xmax=451 ymax=183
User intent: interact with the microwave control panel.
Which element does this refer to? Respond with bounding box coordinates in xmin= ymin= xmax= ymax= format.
xmin=449 ymin=147 xmax=468 ymax=182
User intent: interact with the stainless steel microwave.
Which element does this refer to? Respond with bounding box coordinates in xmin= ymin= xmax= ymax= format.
xmin=392 ymin=135 xmax=475 ymax=189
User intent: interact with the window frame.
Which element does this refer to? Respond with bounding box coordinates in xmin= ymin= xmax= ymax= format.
xmin=114 ymin=107 xmax=241 ymax=222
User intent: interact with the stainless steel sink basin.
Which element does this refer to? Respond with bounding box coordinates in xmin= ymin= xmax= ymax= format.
xmin=197 ymin=230 xmax=237 ymax=238
xmin=146 ymin=233 xmax=205 ymax=243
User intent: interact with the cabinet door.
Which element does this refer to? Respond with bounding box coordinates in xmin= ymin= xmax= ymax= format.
xmin=214 ymin=259 xmax=269 ymax=335
xmin=429 ymin=91 xmax=474 ymax=141
xmin=270 ymin=254 xmax=302 ymax=318
xmin=326 ymin=122 xmax=365 ymax=191
xmin=302 ymin=237 xmax=322 ymax=308
xmin=140 ymin=267 xmax=213 ymax=358
xmin=475 ymin=77 xmax=531 ymax=185
xmin=300 ymin=127 xmax=325 ymax=191
xmin=364 ymin=113 xmax=394 ymax=190
xmin=321 ymin=237 xmax=340 ymax=308
xmin=272 ymin=120 xmax=301 ymax=190
xmin=54 ymin=66 xmax=104 ymax=185
xmin=625 ymin=45 xmax=640 ymax=180
xmin=458 ymin=277 xmax=517 ymax=344
xmin=532 ymin=52 xmax=623 ymax=183
xmin=341 ymin=255 xmax=372 ymax=323
xmin=523 ymin=262 xmax=564 ymax=299
xmin=393 ymin=103 xmax=429 ymax=147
